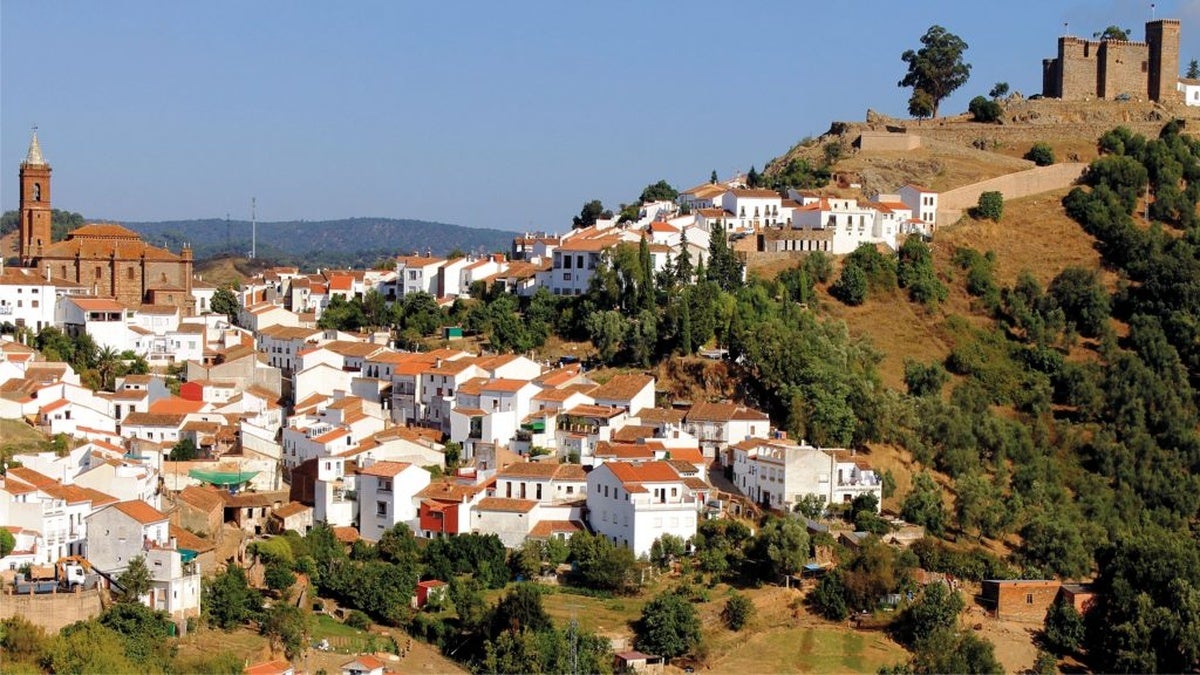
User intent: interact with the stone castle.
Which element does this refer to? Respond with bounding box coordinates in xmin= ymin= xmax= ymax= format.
xmin=1042 ymin=19 xmax=1181 ymax=102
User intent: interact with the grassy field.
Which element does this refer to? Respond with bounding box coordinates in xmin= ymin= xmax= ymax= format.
xmin=1 ymin=419 xmax=49 ymax=457
xmin=707 ymin=625 xmax=905 ymax=673
xmin=541 ymin=588 xmax=646 ymax=638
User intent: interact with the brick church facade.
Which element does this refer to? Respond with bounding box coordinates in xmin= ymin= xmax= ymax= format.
xmin=1042 ymin=19 xmax=1181 ymax=103
xmin=18 ymin=132 xmax=195 ymax=313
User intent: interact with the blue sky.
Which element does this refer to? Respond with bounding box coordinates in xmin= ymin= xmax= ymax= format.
xmin=4 ymin=1 xmax=1200 ymax=233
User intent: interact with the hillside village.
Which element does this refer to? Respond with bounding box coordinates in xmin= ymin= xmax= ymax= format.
xmin=6 ymin=17 xmax=1200 ymax=675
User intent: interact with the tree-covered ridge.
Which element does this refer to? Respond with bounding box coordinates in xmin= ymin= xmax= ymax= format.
xmin=121 ymin=217 xmax=516 ymax=269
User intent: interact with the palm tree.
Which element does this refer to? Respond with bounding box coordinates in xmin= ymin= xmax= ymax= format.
xmin=95 ymin=346 xmax=119 ymax=392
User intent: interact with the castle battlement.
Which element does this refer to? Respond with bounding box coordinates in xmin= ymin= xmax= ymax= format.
xmin=1042 ymin=19 xmax=1181 ymax=103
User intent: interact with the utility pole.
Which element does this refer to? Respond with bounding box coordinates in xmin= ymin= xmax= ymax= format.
xmin=250 ymin=197 xmax=257 ymax=259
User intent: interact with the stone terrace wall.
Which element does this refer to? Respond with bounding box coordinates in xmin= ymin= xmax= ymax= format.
xmin=937 ymin=163 xmax=1086 ymax=224
xmin=1 ymin=587 xmax=103 ymax=632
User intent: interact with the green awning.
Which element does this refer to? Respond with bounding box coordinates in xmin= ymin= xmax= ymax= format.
xmin=522 ymin=420 xmax=546 ymax=432
xmin=180 ymin=549 xmax=198 ymax=563
xmin=187 ymin=469 xmax=257 ymax=486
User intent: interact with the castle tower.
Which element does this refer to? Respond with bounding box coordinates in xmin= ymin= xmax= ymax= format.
xmin=1146 ymin=19 xmax=1181 ymax=102
xmin=18 ymin=130 xmax=52 ymax=266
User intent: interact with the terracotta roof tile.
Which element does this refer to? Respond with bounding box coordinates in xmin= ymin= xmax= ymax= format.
xmin=476 ymin=497 xmax=538 ymax=513
xmin=113 ymin=500 xmax=169 ymax=524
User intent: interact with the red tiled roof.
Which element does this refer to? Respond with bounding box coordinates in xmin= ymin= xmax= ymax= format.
xmin=113 ymin=500 xmax=169 ymax=524
xmin=529 ymin=520 xmax=586 ymax=538
xmin=605 ymin=461 xmax=681 ymax=485
xmin=476 ymin=497 xmax=538 ymax=513
xmin=357 ymin=460 xmax=413 ymax=478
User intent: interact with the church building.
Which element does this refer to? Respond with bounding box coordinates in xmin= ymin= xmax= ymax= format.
xmin=17 ymin=131 xmax=196 ymax=314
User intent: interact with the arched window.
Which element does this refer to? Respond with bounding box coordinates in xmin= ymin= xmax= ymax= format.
xmin=33 ymin=183 xmax=41 ymax=202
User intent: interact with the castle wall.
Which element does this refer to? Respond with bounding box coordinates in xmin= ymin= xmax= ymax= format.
xmin=1047 ymin=20 xmax=1181 ymax=102
xmin=857 ymin=131 xmax=921 ymax=151
xmin=1042 ymin=59 xmax=1060 ymax=98
xmin=1058 ymin=38 xmax=1098 ymax=100
xmin=1147 ymin=19 xmax=1182 ymax=101
xmin=1097 ymin=41 xmax=1149 ymax=99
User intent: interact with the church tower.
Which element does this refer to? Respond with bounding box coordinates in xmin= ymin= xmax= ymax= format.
xmin=19 ymin=129 xmax=52 ymax=267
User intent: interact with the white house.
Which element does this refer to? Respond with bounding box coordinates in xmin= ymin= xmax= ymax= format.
xmin=0 ymin=266 xmax=87 ymax=333
xmin=586 ymin=461 xmax=708 ymax=557
xmin=589 ymin=373 xmax=655 ymax=416
xmin=898 ymin=184 xmax=939 ymax=231
xmin=85 ymin=500 xmax=200 ymax=622
xmin=356 ymin=460 xmax=431 ymax=541
xmin=730 ymin=438 xmax=883 ymax=512
xmin=395 ymin=255 xmax=446 ymax=297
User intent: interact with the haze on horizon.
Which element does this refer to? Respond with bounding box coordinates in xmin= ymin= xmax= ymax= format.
xmin=4 ymin=0 xmax=1200 ymax=233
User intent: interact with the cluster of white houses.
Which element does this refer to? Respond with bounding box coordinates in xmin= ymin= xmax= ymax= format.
xmin=1 ymin=150 xmax=897 ymax=631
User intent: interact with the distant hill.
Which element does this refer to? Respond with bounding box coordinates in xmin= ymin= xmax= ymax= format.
xmin=119 ymin=217 xmax=517 ymax=270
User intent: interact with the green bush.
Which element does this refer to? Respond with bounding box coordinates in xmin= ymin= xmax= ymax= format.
xmin=1025 ymin=142 xmax=1055 ymax=166
xmin=969 ymin=96 xmax=1002 ymax=123
xmin=974 ymin=191 xmax=1004 ymax=221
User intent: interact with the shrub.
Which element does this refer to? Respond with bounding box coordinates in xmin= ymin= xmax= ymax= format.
xmin=722 ymin=593 xmax=755 ymax=631
xmin=969 ymin=96 xmax=1002 ymax=123
xmin=831 ymin=264 xmax=868 ymax=306
xmin=345 ymin=610 xmax=371 ymax=630
xmin=974 ymin=191 xmax=1004 ymax=221
xmin=1025 ymin=142 xmax=1055 ymax=166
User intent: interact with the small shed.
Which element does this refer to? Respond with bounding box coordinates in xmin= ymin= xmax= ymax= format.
xmin=442 ymin=326 xmax=464 ymax=340
xmin=411 ymin=579 xmax=449 ymax=609
xmin=614 ymin=651 xmax=665 ymax=674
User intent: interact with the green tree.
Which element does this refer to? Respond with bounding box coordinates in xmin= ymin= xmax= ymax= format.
xmin=116 ymin=556 xmax=152 ymax=602
xmin=722 ymin=592 xmax=755 ymax=631
xmin=1042 ymin=597 xmax=1085 ymax=655
xmin=989 ymin=82 xmax=1009 ymax=99
xmin=490 ymin=583 xmax=551 ymax=636
xmin=810 ymin=571 xmax=850 ymax=620
xmin=572 ymin=199 xmax=610 ymax=229
xmin=649 ymin=534 xmax=687 ymax=571
xmin=974 ymin=191 xmax=1003 ymax=221
xmin=97 ymin=602 xmax=175 ymax=668
xmin=904 ymin=628 xmax=1003 ymax=674
xmin=1025 ymin=142 xmax=1056 ymax=166
xmin=633 ymin=592 xmax=702 ymax=660
xmin=203 ymin=565 xmax=262 ymax=629
xmin=210 ymin=285 xmax=240 ymax=322
xmin=1047 ymin=267 xmax=1110 ymax=338
xmin=1094 ymin=25 xmax=1132 ymax=40
xmin=265 ymin=560 xmax=297 ymax=595
xmin=753 ymin=516 xmax=810 ymax=579
xmin=261 ymin=603 xmax=310 ymax=661
xmin=1188 ymin=59 xmax=1200 ymax=79
xmin=901 ymin=472 xmax=947 ymax=536
xmin=0 ymin=528 xmax=15 ymax=558
xmin=0 ymin=616 xmax=47 ymax=663
xmin=892 ymin=581 xmax=964 ymax=648
xmin=710 ymin=170 xmax=719 ymax=184
xmin=899 ymin=25 xmax=972 ymax=118
xmin=168 ymin=437 xmax=199 ymax=462
xmin=585 ymin=310 xmax=627 ymax=364
xmin=904 ymin=359 xmax=948 ymax=397
xmin=639 ymin=180 xmax=679 ymax=203
xmin=907 ymin=88 xmax=936 ymax=120
xmin=706 ymin=222 xmax=744 ymax=292
xmin=831 ymin=263 xmax=868 ymax=305
xmin=44 ymin=621 xmax=136 ymax=675
xmin=968 ymin=95 xmax=1002 ymax=123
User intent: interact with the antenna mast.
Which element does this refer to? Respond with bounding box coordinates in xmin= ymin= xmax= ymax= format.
xmin=250 ymin=197 xmax=257 ymax=259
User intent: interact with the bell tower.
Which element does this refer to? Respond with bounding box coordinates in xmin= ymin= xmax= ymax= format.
xmin=19 ymin=128 xmax=52 ymax=267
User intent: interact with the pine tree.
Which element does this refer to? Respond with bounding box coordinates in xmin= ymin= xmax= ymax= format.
xmin=710 ymin=170 xmax=719 ymax=184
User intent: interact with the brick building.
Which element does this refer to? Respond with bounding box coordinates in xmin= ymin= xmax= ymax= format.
xmin=16 ymin=131 xmax=195 ymax=314
xmin=980 ymin=579 xmax=1062 ymax=621
xmin=1042 ymin=19 xmax=1181 ymax=102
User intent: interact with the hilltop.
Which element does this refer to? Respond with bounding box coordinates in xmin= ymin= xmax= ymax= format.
xmin=750 ymin=95 xmax=1199 ymax=390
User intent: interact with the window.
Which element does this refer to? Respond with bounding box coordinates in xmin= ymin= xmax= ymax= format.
xmin=1026 ymin=593 xmax=1034 ymax=604
xmin=377 ymin=501 xmax=387 ymax=516
xmin=94 ymin=266 xmax=102 ymax=280
xmin=564 ymin=255 xmax=572 ymax=269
